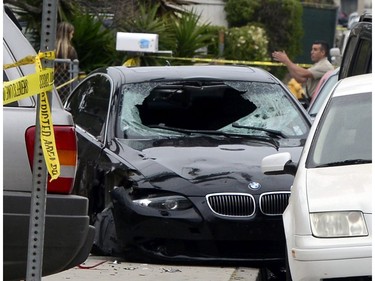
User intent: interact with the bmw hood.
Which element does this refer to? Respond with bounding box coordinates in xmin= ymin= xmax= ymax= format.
xmin=306 ymin=164 xmax=372 ymax=213
xmin=116 ymin=137 xmax=302 ymax=195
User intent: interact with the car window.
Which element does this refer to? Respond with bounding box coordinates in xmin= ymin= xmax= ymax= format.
xmin=66 ymin=74 xmax=111 ymax=138
xmin=119 ymin=81 xmax=310 ymax=139
xmin=339 ymin=18 xmax=372 ymax=80
xmin=307 ymin=92 xmax=372 ymax=168
xmin=3 ymin=70 xmax=8 ymax=82
xmin=308 ymin=72 xmax=339 ymax=117
xmin=350 ymin=39 xmax=372 ymax=76
xmin=339 ymin=35 xmax=357 ymax=78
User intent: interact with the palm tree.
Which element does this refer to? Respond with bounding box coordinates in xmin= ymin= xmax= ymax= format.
xmin=3 ymin=0 xmax=197 ymax=29
xmin=4 ymin=0 xmax=205 ymax=69
xmin=82 ymin=0 xmax=198 ymax=28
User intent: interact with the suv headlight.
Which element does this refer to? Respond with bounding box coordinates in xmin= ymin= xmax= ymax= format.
xmin=133 ymin=195 xmax=193 ymax=211
xmin=310 ymin=211 xmax=368 ymax=238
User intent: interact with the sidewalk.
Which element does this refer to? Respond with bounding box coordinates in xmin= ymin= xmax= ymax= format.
xmin=42 ymin=255 xmax=260 ymax=281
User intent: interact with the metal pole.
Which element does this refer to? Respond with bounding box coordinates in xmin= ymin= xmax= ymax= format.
xmin=26 ymin=0 xmax=58 ymax=280
xmin=71 ymin=59 xmax=80 ymax=90
xmin=218 ymin=30 xmax=225 ymax=57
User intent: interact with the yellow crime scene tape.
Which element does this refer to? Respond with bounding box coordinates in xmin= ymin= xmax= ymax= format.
xmin=55 ymin=76 xmax=78 ymax=90
xmin=149 ymin=56 xmax=313 ymax=68
xmin=3 ymin=68 xmax=54 ymax=104
xmin=3 ymin=51 xmax=60 ymax=181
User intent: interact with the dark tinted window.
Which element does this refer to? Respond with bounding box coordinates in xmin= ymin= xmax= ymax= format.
xmin=339 ymin=21 xmax=372 ymax=79
xmin=351 ymin=39 xmax=372 ymax=76
xmin=339 ymin=35 xmax=357 ymax=78
xmin=3 ymin=70 xmax=9 ymax=82
xmin=66 ymin=74 xmax=111 ymax=138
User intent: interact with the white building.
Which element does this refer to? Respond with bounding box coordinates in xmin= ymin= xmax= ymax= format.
xmin=181 ymin=0 xmax=228 ymax=27
xmin=182 ymin=0 xmax=371 ymax=28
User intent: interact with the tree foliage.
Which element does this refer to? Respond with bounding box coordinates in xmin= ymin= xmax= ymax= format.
xmin=224 ymin=0 xmax=303 ymax=60
xmin=71 ymin=13 xmax=118 ymax=72
xmin=223 ymin=0 xmax=304 ymax=78
xmin=223 ymin=25 xmax=269 ymax=62
xmin=168 ymin=11 xmax=212 ymax=59
xmin=5 ymin=0 xmax=297 ymax=71
xmin=4 ymin=0 xmax=208 ymax=69
xmin=224 ymin=0 xmax=260 ymax=28
xmin=117 ymin=2 xmax=175 ymax=66
xmin=255 ymin=0 xmax=303 ymax=59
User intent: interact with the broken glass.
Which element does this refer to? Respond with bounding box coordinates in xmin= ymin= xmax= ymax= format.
xmin=120 ymin=80 xmax=309 ymax=139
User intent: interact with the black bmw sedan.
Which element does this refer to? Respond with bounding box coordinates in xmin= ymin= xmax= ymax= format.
xmin=65 ymin=65 xmax=311 ymax=264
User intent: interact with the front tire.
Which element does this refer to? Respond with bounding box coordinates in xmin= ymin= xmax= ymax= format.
xmin=91 ymin=204 xmax=122 ymax=256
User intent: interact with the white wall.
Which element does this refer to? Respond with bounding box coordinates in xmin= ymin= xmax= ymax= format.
xmin=182 ymin=0 xmax=228 ymax=27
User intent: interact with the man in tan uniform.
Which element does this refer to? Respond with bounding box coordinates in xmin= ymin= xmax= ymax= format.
xmin=272 ymin=40 xmax=334 ymax=100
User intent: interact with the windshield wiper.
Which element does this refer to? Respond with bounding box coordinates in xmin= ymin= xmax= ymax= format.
xmin=232 ymin=122 xmax=287 ymax=138
xmin=148 ymin=124 xmax=279 ymax=150
xmin=316 ymin=159 xmax=372 ymax=167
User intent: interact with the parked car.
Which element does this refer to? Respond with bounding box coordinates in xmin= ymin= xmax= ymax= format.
xmin=261 ymin=73 xmax=372 ymax=280
xmin=3 ymin=7 xmax=94 ymax=281
xmin=308 ymin=67 xmax=339 ymax=119
xmin=64 ymin=64 xmax=312 ymax=265
xmin=339 ymin=13 xmax=372 ymax=79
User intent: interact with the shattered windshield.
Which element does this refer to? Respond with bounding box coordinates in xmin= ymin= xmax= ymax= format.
xmin=119 ymin=80 xmax=309 ymax=139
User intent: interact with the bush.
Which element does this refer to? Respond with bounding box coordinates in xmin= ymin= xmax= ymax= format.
xmin=167 ymin=11 xmax=212 ymax=61
xmin=253 ymin=0 xmax=303 ymax=59
xmin=224 ymin=0 xmax=303 ymax=77
xmin=224 ymin=0 xmax=303 ymax=57
xmin=71 ymin=13 xmax=118 ymax=73
xmin=224 ymin=0 xmax=260 ymax=27
xmin=119 ymin=3 xmax=174 ymax=66
xmin=223 ymin=25 xmax=269 ymax=62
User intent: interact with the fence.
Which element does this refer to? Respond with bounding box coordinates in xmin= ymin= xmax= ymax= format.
xmin=54 ymin=58 xmax=80 ymax=103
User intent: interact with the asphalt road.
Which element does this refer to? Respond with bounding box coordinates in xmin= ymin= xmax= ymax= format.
xmin=42 ymin=255 xmax=261 ymax=281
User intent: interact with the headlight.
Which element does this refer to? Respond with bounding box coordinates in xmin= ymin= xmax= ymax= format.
xmin=133 ymin=195 xmax=193 ymax=211
xmin=310 ymin=212 xmax=368 ymax=238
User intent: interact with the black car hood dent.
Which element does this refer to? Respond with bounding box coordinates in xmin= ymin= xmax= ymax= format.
xmin=114 ymin=136 xmax=302 ymax=196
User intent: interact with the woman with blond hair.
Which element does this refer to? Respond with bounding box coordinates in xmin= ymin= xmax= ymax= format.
xmin=55 ymin=22 xmax=78 ymax=101
xmin=56 ymin=22 xmax=78 ymax=60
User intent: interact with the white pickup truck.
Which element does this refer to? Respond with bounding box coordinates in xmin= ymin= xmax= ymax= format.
xmin=3 ymin=7 xmax=94 ymax=281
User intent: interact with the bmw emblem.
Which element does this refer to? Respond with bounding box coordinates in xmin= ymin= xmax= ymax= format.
xmin=248 ymin=181 xmax=261 ymax=190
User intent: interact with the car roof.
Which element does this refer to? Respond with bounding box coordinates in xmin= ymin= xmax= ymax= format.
xmin=100 ymin=65 xmax=280 ymax=84
xmin=332 ymin=73 xmax=372 ymax=98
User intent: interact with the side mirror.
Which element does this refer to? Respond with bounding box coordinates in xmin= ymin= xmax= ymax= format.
xmin=329 ymin=47 xmax=341 ymax=57
xmin=261 ymin=152 xmax=298 ymax=176
xmin=329 ymin=48 xmax=342 ymax=67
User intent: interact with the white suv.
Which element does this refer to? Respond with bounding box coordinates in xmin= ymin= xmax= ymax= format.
xmin=262 ymin=73 xmax=372 ymax=280
xmin=3 ymin=7 xmax=94 ymax=280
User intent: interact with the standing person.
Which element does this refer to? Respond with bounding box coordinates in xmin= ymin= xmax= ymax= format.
xmin=56 ymin=21 xmax=78 ymax=61
xmin=272 ymin=40 xmax=334 ymax=101
xmin=55 ymin=21 xmax=78 ymax=101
